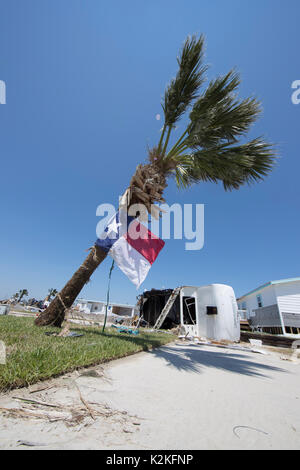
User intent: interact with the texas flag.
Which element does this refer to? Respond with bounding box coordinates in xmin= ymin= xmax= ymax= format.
xmin=95 ymin=211 xmax=165 ymax=288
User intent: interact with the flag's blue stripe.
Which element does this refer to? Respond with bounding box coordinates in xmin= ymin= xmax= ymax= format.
xmin=95 ymin=211 xmax=134 ymax=253
xmin=95 ymin=235 xmax=115 ymax=253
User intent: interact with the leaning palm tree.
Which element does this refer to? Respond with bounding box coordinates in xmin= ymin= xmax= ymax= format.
xmin=36 ymin=34 xmax=276 ymax=328
xmin=18 ymin=289 xmax=29 ymax=303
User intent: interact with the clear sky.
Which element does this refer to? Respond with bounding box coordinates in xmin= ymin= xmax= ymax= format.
xmin=0 ymin=0 xmax=299 ymax=305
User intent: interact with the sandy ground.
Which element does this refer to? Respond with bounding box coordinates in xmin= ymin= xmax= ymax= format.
xmin=0 ymin=342 xmax=299 ymax=450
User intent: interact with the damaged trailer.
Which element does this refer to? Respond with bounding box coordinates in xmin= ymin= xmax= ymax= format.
xmin=139 ymin=284 xmax=240 ymax=342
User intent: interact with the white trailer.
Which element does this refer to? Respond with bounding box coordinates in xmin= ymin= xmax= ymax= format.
xmin=153 ymin=284 xmax=240 ymax=342
xmin=179 ymin=284 xmax=240 ymax=342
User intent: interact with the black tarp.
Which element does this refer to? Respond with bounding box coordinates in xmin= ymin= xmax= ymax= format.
xmin=139 ymin=288 xmax=181 ymax=329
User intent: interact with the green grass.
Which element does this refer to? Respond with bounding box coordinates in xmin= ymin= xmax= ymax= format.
xmin=0 ymin=316 xmax=174 ymax=391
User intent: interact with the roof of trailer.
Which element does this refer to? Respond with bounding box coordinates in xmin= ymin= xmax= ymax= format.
xmin=238 ymin=277 xmax=300 ymax=300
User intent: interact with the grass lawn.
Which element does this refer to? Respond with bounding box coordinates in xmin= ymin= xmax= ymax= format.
xmin=0 ymin=316 xmax=175 ymax=391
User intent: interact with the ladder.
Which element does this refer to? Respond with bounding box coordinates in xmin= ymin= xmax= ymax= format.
xmin=184 ymin=297 xmax=196 ymax=325
xmin=153 ymin=287 xmax=181 ymax=330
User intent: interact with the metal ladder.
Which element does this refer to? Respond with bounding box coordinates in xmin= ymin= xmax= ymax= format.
xmin=184 ymin=297 xmax=196 ymax=325
xmin=153 ymin=287 xmax=181 ymax=330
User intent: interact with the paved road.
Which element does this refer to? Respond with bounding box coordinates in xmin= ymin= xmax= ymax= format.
xmin=0 ymin=342 xmax=299 ymax=449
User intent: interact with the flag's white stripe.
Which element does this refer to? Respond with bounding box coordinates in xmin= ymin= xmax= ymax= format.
xmin=109 ymin=236 xmax=151 ymax=288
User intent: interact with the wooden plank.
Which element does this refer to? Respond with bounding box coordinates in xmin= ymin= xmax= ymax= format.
xmin=241 ymin=331 xmax=295 ymax=349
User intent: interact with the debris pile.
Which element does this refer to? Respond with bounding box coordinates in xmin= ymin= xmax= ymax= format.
xmin=0 ymin=376 xmax=141 ymax=430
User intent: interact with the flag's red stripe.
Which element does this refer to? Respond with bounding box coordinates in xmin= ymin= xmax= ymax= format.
xmin=125 ymin=221 xmax=165 ymax=265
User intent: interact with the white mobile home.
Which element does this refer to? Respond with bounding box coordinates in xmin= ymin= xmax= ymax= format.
xmin=75 ymin=299 xmax=138 ymax=317
xmin=237 ymin=277 xmax=300 ymax=336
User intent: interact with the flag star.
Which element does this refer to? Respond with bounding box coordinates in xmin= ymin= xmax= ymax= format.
xmin=106 ymin=218 xmax=122 ymax=236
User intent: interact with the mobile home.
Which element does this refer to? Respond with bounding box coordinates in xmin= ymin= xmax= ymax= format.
xmin=75 ymin=299 xmax=138 ymax=317
xmin=237 ymin=277 xmax=300 ymax=336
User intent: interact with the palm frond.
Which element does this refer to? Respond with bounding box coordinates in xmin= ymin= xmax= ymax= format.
xmin=163 ymin=35 xmax=207 ymax=127
xmin=172 ymin=138 xmax=276 ymax=190
xmin=187 ymin=70 xmax=261 ymax=148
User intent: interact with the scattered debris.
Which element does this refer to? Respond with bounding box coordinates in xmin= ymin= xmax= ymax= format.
xmin=79 ymin=369 xmax=104 ymax=378
xmin=170 ymin=325 xmax=185 ymax=336
xmin=17 ymin=440 xmax=48 ymax=447
xmin=0 ymin=398 xmax=136 ymax=427
xmin=111 ymin=324 xmax=139 ymax=335
xmin=177 ymin=334 xmax=273 ymax=355
xmin=233 ymin=425 xmax=269 ymax=439
xmin=280 ymin=355 xmax=291 ymax=362
xmin=12 ymin=396 xmax=59 ymax=408
xmin=280 ymin=354 xmax=300 ymax=363
xmin=78 ymin=366 xmax=112 ymax=384
xmin=248 ymin=339 xmax=269 ymax=355
xmin=29 ymin=384 xmax=55 ymax=394
xmin=250 ymin=339 xmax=263 ymax=347
xmin=251 ymin=348 xmax=269 ymax=355
xmin=73 ymin=381 xmax=96 ymax=421
xmin=45 ymin=331 xmax=83 ymax=338
xmin=0 ymin=406 xmax=73 ymax=424
xmin=0 ymin=381 xmax=141 ymax=430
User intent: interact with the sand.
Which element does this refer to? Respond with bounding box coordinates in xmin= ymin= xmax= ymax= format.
xmin=0 ymin=342 xmax=299 ymax=450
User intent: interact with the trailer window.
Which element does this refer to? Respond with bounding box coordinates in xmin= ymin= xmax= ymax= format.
xmin=182 ymin=297 xmax=196 ymax=324
xmin=206 ymin=306 xmax=218 ymax=315
xmin=256 ymin=294 xmax=263 ymax=308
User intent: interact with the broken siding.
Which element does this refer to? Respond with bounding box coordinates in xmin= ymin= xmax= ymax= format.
xmin=249 ymin=304 xmax=281 ymax=328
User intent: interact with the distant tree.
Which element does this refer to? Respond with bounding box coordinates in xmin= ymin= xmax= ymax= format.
xmin=18 ymin=289 xmax=29 ymax=303
xmin=48 ymin=288 xmax=58 ymax=301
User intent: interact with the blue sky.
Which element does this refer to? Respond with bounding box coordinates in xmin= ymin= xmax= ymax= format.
xmin=0 ymin=0 xmax=299 ymax=305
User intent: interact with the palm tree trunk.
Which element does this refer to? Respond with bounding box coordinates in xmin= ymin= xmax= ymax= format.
xmin=35 ymin=246 xmax=107 ymax=327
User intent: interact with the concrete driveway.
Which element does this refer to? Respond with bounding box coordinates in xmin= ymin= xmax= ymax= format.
xmin=0 ymin=342 xmax=299 ymax=449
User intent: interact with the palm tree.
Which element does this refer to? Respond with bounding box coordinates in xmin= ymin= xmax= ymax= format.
xmin=47 ymin=288 xmax=58 ymax=301
xmin=12 ymin=293 xmax=19 ymax=303
xmin=18 ymin=289 xmax=29 ymax=303
xmin=35 ymin=34 xmax=276 ymax=328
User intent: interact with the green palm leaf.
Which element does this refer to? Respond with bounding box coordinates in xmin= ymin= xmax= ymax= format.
xmin=187 ymin=70 xmax=261 ymax=148
xmin=162 ymin=35 xmax=207 ymax=128
xmin=173 ymin=138 xmax=276 ymax=190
